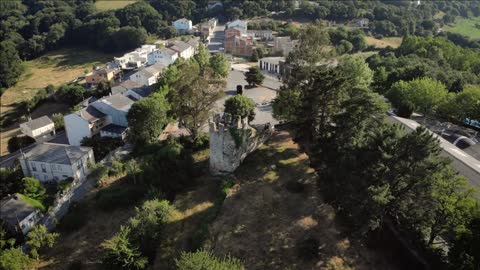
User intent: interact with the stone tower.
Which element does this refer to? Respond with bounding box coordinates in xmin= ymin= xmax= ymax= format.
xmin=209 ymin=113 xmax=273 ymax=175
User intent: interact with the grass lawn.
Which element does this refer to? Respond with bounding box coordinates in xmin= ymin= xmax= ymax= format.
xmin=94 ymin=0 xmax=137 ymax=11
xmin=1 ymin=47 xmax=115 ymax=114
xmin=444 ymin=17 xmax=480 ymax=40
xmin=17 ymin=193 xmax=46 ymax=212
xmin=366 ymin=36 xmax=403 ymax=49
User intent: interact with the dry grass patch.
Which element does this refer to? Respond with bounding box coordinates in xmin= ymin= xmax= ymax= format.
xmin=1 ymin=47 xmax=114 ymax=115
xmin=94 ymin=0 xmax=137 ymax=11
xmin=366 ymin=36 xmax=403 ymax=48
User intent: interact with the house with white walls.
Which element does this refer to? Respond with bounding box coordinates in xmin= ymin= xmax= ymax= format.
xmin=147 ymin=47 xmax=179 ymax=66
xmin=18 ymin=143 xmax=94 ymax=183
xmin=172 ymin=18 xmax=193 ymax=33
xmin=64 ymin=94 xmax=135 ymax=145
xmin=227 ymin=19 xmax=248 ymax=34
xmin=19 ymin=116 xmax=55 ymax=141
xmin=114 ymin=45 xmax=157 ymax=69
xmin=168 ymin=41 xmax=194 ymax=59
xmin=129 ymin=63 xmax=166 ymax=86
xmin=1 ymin=194 xmax=42 ymax=235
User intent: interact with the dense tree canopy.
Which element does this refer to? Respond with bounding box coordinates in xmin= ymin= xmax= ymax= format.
xmin=127 ymin=93 xmax=170 ymax=146
xmin=224 ymin=95 xmax=256 ymax=122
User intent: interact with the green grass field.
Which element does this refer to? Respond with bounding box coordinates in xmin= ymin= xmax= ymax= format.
xmin=94 ymin=0 xmax=137 ymax=11
xmin=444 ymin=17 xmax=480 ymax=40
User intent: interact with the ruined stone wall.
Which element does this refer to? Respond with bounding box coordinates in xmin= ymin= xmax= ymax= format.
xmin=209 ymin=114 xmax=274 ymax=175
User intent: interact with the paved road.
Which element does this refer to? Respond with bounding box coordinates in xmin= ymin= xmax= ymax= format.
xmin=213 ymin=70 xmax=279 ymax=126
xmin=207 ymin=24 xmax=225 ymax=53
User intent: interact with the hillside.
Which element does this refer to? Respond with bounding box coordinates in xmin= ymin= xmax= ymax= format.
xmin=204 ymin=131 xmax=397 ymax=270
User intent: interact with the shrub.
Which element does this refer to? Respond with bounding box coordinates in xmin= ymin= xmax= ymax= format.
xmin=101 ymin=226 xmax=148 ymax=270
xmin=51 ymin=113 xmax=64 ymax=130
xmin=21 ymin=177 xmax=46 ymax=201
xmin=7 ymin=136 xmax=35 ymax=153
xmin=0 ymin=248 xmax=32 ymax=270
xmin=89 ymin=164 xmax=109 ymax=186
xmin=109 ymin=160 xmax=125 ymax=176
xmin=175 ymin=250 xmax=244 ymax=270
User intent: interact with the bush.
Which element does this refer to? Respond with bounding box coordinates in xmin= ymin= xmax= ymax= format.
xmin=89 ymin=164 xmax=109 ymax=186
xmin=51 ymin=113 xmax=64 ymax=130
xmin=7 ymin=136 xmax=35 ymax=153
xmin=109 ymin=160 xmax=125 ymax=177
xmin=175 ymin=250 xmax=244 ymax=270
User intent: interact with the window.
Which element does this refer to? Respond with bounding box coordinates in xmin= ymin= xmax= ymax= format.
xmin=31 ymin=163 xmax=37 ymax=171
xmin=57 ymin=165 xmax=62 ymax=171
xmin=34 ymin=174 xmax=39 ymax=179
xmin=51 ymin=164 xmax=56 ymax=171
xmin=41 ymin=163 xmax=46 ymax=172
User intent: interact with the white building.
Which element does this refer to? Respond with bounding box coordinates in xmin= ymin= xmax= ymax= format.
xmin=114 ymin=45 xmax=157 ymax=69
xmin=168 ymin=41 xmax=195 ymax=59
xmin=147 ymin=47 xmax=179 ymax=66
xmin=19 ymin=116 xmax=55 ymax=141
xmin=64 ymin=94 xmax=135 ymax=145
xmin=1 ymin=194 xmax=42 ymax=235
xmin=258 ymin=57 xmax=285 ymax=75
xmin=172 ymin=18 xmax=193 ymax=33
xmin=227 ymin=19 xmax=248 ymax=34
xmin=18 ymin=143 xmax=94 ymax=183
xmin=129 ymin=63 xmax=166 ymax=86
xmin=246 ymin=30 xmax=274 ymax=40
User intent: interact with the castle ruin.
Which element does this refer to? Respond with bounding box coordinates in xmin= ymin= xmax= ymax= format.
xmin=209 ymin=113 xmax=274 ymax=175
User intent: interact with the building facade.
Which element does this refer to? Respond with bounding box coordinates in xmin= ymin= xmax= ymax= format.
xmin=19 ymin=143 xmax=94 ymax=183
xmin=147 ymin=48 xmax=179 ymax=66
xmin=19 ymin=116 xmax=55 ymax=140
xmin=258 ymin=57 xmax=285 ymax=75
xmin=64 ymin=94 xmax=134 ymax=145
xmin=85 ymin=68 xmax=118 ymax=85
xmin=172 ymin=18 xmax=193 ymax=33
xmin=1 ymin=195 xmax=42 ymax=235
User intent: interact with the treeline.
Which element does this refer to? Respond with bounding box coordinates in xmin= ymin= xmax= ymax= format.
xmin=292 ymin=0 xmax=480 ymax=37
xmin=367 ymin=36 xmax=480 ymax=93
xmin=273 ymin=25 xmax=480 ymax=270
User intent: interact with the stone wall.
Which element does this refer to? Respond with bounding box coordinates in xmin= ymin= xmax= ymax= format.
xmin=209 ymin=113 xmax=274 ymax=175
